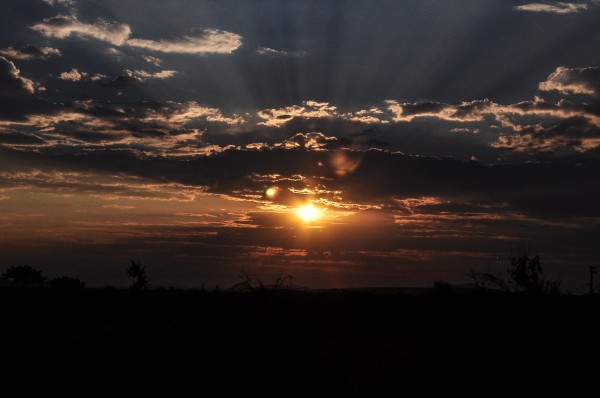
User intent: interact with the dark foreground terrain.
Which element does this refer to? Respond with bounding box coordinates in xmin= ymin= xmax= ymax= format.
xmin=2 ymin=287 xmax=599 ymax=396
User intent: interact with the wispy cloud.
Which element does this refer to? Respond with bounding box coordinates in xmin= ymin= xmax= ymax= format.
xmin=41 ymin=0 xmax=76 ymax=6
xmin=56 ymin=68 xmax=177 ymax=84
xmin=127 ymin=28 xmax=242 ymax=54
xmin=256 ymin=46 xmax=305 ymax=57
xmin=514 ymin=2 xmax=590 ymax=14
xmin=147 ymin=70 xmax=177 ymax=79
xmin=32 ymin=14 xmax=243 ymax=55
xmin=143 ymin=55 xmax=162 ymax=66
xmin=386 ymin=96 xmax=600 ymax=127
xmin=32 ymin=14 xmax=132 ymax=45
xmin=0 ymin=45 xmax=61 ymax=60
xmin=118 ymin=69 xmax=177 ymax=81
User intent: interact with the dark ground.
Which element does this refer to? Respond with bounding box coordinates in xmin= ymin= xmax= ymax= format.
xmin=2 ymin=287 xmax=599 ymax=396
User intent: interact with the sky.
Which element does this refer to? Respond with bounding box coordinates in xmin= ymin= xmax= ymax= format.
xmin=2 ymin=0 xmax=600 ymax=291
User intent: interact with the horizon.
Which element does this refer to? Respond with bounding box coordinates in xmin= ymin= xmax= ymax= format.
xmin=2 ymin=0 xmax=600 ymax=293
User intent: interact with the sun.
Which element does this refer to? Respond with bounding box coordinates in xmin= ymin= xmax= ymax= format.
xmin=295 ymin=203 xmax=322 ymax=223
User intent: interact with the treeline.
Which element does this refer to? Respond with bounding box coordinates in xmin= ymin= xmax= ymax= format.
xmin=0 ymin=251 xmax=581 ymax=295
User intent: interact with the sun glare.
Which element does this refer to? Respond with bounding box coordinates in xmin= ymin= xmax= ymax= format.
xmin=296 ymin=203 xmax=322 ymax=223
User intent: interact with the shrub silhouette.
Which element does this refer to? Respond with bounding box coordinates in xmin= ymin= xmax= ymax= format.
xmin=469 ymin=252 xmax=560 ymax=294
xmin=127 ymin=260 xmax=148 ymax=290
xmin=230 ymin=271 xmax=294 ymax=291
xmin=1 ymin=265 xmax=46 ymax=288
xmin=231 ymin=270 xmax=265 ymax=291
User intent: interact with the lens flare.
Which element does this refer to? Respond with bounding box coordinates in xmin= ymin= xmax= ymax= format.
xmin=295 ymin=203 xmax=322 ymax=223
xmin=265 ymin=186 xmax=279 ymax=200
xmin=330 ymin=149 xmax=363 ymax=176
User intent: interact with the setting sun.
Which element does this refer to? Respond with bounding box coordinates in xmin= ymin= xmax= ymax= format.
xmin=295 ymin=204 xmax=323 ymax=223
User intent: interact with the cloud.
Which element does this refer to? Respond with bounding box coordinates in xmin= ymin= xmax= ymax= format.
xmin=31 ymin=14 xmax=132 ymax=46
xmin=31 ymin=14 xmax=242 ymax=55
xmin=0 ymin=57 xmax=35 ymax=96
xmin=146 ymin=70 xmax=177 ymax=79
xmin=492 ymin=117 xmax=600 ymax=153
xmin=41 ymin=0 xmax=76 ymax=6
xmin=384 ymin=95 xmax=600 ymax=154
xmin=108 ymin=69 xmax=178 ymax=84
xmin=4 ymin=144 xmax=600 ymax=221
xmin=258 ymin=101 xmax=338 ymax=127
xmin=126 ymin=29 xmax=242 ymax=54
xmin=256 ymin=47 xmax=305 ymax=56
xmin=341 ymin=108 xmax=390 ymax=124
xmin=143 ymin=55 xmax=162 ymax=66
xmin=0 ymin=168 xmax=202 ymax=202
xmin=0 ymin=128 xmax=46 ymax=145
xmin=1 ymin=100 xmax=245 ymax=154
xmin=514 ymin=2 xmax=589 ymax=14
xmin=274 ymin=132 xmax=339 ymax=150
xmin=56 ymin=68 xmax=177 ymax=85
xmin=539 ymin=66 xmax=600 ymax=96
xmin=58 ymin=68 xmax=87 ymax=81
xmin=0 ymin=45 xmax=61 ymax=60
xmin=386 ymin=96 xmax=600 ymax=127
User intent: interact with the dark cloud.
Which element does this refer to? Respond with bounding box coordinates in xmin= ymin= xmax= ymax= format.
xmin=390 ymin=101 xmax=451 ymax=119
xmin=0 ymin=56 xmax=35 ymax=96
xmin=494 ymin=116 xmax=600 ymax=153
xmin=0 ymin=57 xmax=56 ymax=121
xmin=2 ymin=144 xmax=600 ymax=219
xmin=0 ymin=129 xmax=46 ymax=144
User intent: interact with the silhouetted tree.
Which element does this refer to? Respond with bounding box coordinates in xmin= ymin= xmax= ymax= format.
xmin=127 ymin=260 xmax=148 ymax=290
xmin=1 ymin=265 xmax=46 ymax=288
xmin=469 ymin=252 xmax=560 ymax=295
xmin=432 ymin=280 xmax=454 ymax=295
xmin=49 ymin=276 xmax=85 ymax=290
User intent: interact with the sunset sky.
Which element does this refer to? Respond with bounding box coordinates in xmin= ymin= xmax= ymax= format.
xmin=2 ymin=0 xmax=600 ymax=290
